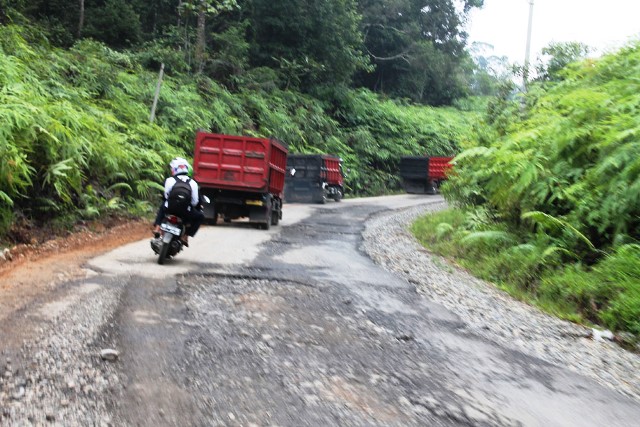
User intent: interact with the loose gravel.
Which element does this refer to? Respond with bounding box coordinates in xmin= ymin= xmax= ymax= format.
xmin=361 ymin=201 xmax=640 ymax=402
xmin=0 ymin=283 xmax=122 ymax=426
xmin=2 ymin=201 xmax=639 ymax=427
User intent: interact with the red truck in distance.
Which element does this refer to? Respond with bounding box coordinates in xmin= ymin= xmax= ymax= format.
xmin=193 ymin=132 xmax=288 ymax=230
xmin=399 ymin=156 xmax=454 ymax=194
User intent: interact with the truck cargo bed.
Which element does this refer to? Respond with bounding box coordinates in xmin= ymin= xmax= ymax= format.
xmin=194 ymin=132 xmax=287 ymax=195
xmin=284 ymin=154 xmax=344 ymax=203
xmin=193 ymin=132 xmax=288 ymax=229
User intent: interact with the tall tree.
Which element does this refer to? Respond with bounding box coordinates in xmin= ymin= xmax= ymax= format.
xmin=77 ymin=0 xmax=84 ymax=37
xmin=196 ymin=0 xmax=207 ymax=72
xmin=535 ymin=41 xmax=590 ymax=82
xmin=467 ymin=41 xmax=511 ymax=97
xmin=127 ymin=0 xmax=183 ymax=40
xmin=19 ymin=0 xmax=78 ymax=45
xmin=82 ymin=0 xmax=143 ymax=48
xmin=247 ymin=0 xmax=368 ymax=88
xmin=357 ymin=0 xmax=484 ymax=105
xmin=179 ymin=0 xmax=238 ymax=73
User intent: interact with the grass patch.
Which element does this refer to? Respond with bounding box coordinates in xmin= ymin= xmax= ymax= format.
xmin=411 ymin=208 xmax=640 ymax=340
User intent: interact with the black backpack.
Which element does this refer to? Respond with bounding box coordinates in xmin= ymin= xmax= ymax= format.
xmin=166 ymin=177 xmax=192 ymax=216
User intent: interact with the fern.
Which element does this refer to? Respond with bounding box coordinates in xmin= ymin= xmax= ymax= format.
xmin=0 ymin=191 xmax=13 ymax=206
xmin=522 ymin=211 xmax=596 ymax=251
xmin=435 ymin=222 xmax=454 ymax=240
xmin=460 ymin=230 xmax=517 ymax=246
xmin=106 ymin=183 xmax=133 ymax=193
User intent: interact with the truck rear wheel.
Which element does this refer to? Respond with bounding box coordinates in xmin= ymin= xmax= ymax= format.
xmin=209 ymin=214 xmax=218 ymax=225
xmin=318 ymin=191 xmax=327 ymax=204
xmin=259 ymin=220 xmax=271 ymax=230
xmin=270 ymin=200 xmax=280 ymax=226
xmin=259 ymin=207 xmax=272 ymax=230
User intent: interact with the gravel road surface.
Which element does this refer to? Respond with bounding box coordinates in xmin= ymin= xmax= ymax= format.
xmin=1 ymin=195 xmax=639 ymax=427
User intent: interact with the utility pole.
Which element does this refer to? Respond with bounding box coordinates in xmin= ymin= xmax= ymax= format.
xmin=523 ymin=0 xmax=534 ymax=89
xmin=149 ymin=63 xmax=165 ymax=123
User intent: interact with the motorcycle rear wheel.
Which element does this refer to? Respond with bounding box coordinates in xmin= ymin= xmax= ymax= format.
xmin=158 ymin=241 xmax=170 ymax=265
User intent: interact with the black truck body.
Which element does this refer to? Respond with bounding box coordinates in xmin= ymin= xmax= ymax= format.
xmin=399 ymin=156 xmax=453 ymax=194
xmin=284 ymin=154 xmax=344 ymax=204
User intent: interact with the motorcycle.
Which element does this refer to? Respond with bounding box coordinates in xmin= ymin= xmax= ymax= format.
xmin=150 ymin=196 xmax=210 ymax=265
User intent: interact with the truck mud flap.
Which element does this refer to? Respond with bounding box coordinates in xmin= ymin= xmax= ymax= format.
xmin=248 ymin=205 xmax=269 ymax=222
xmin=202 ymin=202 xmax=217 ymax=222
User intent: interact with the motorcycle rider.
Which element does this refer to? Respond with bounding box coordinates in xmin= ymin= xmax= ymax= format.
xmin=153 ymin=157 xmax=204 ymax=246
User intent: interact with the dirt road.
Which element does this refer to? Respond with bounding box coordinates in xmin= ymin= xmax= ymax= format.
xmin=1 ymin=195 xmax=639 ymax=426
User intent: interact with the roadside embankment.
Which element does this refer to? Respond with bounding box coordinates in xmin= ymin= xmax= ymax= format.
xmin=361 ymin=202 xmax=640 ymax=402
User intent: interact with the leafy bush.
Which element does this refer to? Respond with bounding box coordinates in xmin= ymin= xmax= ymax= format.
xmin=591 ymin=245 xmax=640 ymax=334
xmin=539 ymin=245 xmax=640 ymax=333
xmin=417 ymin=42 xmax=640 ymax=336
xmin=0 ymin=206 xmax=12 ymax=236
xmin=0 ymin=26 xmax=179 ymax=231
xmin=328 ymin=89 xmax=477 ymax=194
xmin=446 ymin=43 xmax=640 ymax=251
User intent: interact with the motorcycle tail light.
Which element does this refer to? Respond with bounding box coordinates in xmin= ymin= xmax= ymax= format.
xmin=168 ymin=215 xmax=179 ymax=224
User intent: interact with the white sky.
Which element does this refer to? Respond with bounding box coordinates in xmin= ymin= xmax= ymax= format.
xmin=466 ymin=0 xmax=640 ymax=64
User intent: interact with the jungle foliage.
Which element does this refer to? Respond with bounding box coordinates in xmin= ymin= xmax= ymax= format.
xmin=357 ymin=0 xmax=484 ymax=105
xmin=6 ymin=1 xmax=486 ymax=104
xmin=413 ymin=43 xmax=640 ymax=338
xmin=0 ymin=24 xmax=476 ymax=239
xmin=0 ymin=2 xmax=490 ymax=240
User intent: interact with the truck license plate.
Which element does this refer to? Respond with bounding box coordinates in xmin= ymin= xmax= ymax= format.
xmin=245 ymin=200 xmax=264 ymax=206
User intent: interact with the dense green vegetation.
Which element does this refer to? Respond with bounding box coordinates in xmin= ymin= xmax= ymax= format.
xmin=412 ymin=43 xmax=640 ymax=339
xmin=0 ymin=22 xmax=477 ymax=239
xmin=357 ymin=0 xmax=484 ymax=105
xmin=5 ymin=1 xmax=486 ymax=104
xmin=0 ymin=1 xmax=489 ymax=240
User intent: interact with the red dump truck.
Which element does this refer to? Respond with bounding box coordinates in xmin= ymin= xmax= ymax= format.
xmin=193 ymin=131 xmax=288 ymax=230
xmin=284 ymin=154 xmax=344 ymax=203
xmin=399 ymin=156 xmax=453 ymax=194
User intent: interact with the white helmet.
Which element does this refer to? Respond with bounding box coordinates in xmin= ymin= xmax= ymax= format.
xmin=169 ymin=157 xmax=190 ymax=176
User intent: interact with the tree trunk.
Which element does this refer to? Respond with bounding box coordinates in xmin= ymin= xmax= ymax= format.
xmin=195 ymin=0 xmax=206 ymax=73
xmin=77 ymin=0 xmax=85 ymax=38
